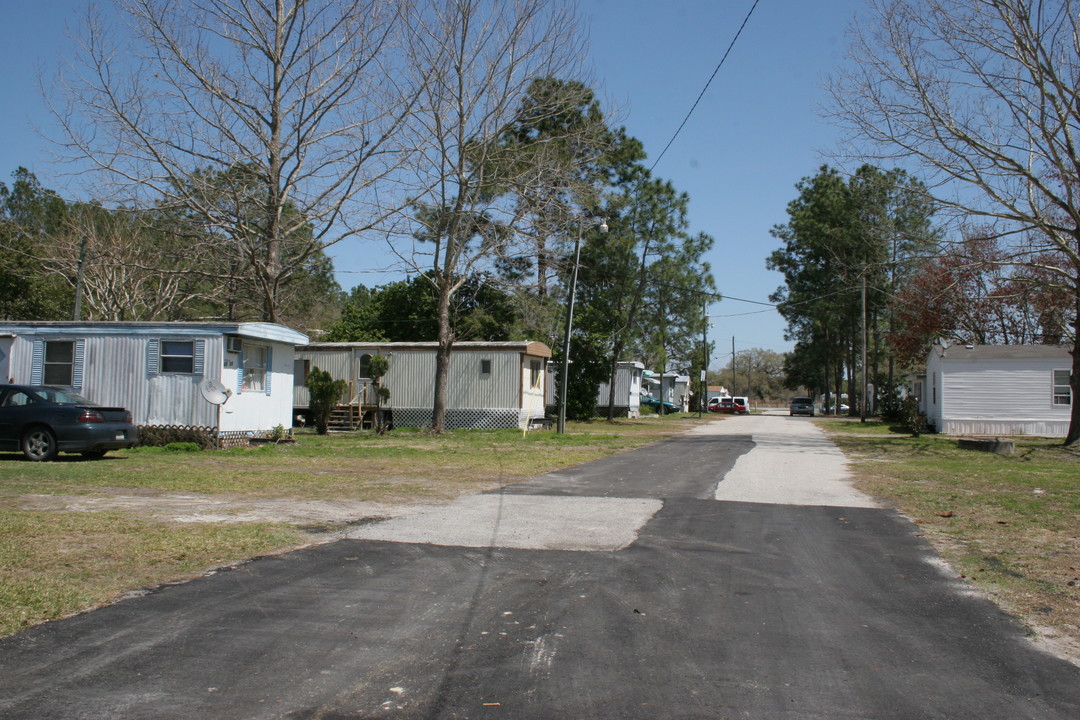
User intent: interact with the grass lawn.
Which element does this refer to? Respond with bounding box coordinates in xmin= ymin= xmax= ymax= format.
xmin=821 ymin=418 xmax=1080 ymax=657
xmin=0 ymin=413 xmax=707 ymax=637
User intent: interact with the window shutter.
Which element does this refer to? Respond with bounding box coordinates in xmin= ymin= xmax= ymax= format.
xmin=236 ymin=348 xmax=244 ymax=394
xmin=147 ymin=339 xmax=160 ymax=377
xmin=72 ymin=339 xmax=86 ymax=391
xmin=265 ymin=346 xmax=273 ymax=396
xmin=194 ymin=339 xmax=206 ymax=376
xmin=30 ymin=339 xmax=44 ymax=385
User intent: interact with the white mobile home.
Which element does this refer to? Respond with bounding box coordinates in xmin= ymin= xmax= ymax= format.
xmin=294 ymin=341 xmax=551 ymax=430
xmin=0 ymin=321 xmax=308 ymax=440
xmin=923 ymin=343 xmax=1073 ymax=436
xmin=596 ymin=361 xmax=644 ymax=418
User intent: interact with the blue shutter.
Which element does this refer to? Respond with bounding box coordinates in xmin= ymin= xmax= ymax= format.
xmin=147 ymin=339 xmax=160 ymax=376
xmin=265 ymin=346 xmax=273 ymax=395
xmin=194 ymin=339 xmax=205 ymax=376
xmin=30 ymin=339 xmax=44 ymax=385
xmin=236 ymin=348 xmax=244 ymax=394
xmin=72 ymin=339 xmax=86 ymax=391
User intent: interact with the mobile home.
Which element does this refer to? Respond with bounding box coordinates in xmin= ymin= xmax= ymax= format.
xmin=923 ymin=343 xmax=1072 ymax=436
xmin=0 ymin=321 xmax=308 ymax=441
xmin=294 ymin=341 xmax=551 ymax=430
xmin=595 ymin=361 xmax=644 ymax=418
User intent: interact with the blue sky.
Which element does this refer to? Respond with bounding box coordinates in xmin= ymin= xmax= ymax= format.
xmin=0 ymin=0 xmax=871 ymax=369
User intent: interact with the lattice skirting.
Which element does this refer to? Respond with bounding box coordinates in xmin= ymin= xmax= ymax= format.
xmin=392 ymin=407 xmax=538 ymax=430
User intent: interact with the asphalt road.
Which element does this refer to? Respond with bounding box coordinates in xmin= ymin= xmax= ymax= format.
xmin=1 ymin=416 xmax=1078 ymax=719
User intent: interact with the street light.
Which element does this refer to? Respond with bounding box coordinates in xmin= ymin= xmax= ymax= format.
xmin=557 ymin=216 xmax=608 ymax=433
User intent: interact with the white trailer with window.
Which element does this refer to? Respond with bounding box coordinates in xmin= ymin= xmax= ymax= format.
xmin=0 ymin=321 xmax=307 ymax=440
xmin=294 ymin=341 xmax=551 ymax=430
xmin=923 ymin=342 xmax=1072 ymax=436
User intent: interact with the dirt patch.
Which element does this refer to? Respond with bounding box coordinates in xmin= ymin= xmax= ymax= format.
xmin=20 ymin=490 xmax=433 ymax=527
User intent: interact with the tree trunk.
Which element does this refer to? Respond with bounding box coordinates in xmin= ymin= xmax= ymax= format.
xmin=1066 ymin=280 xmax=1080 ymax=447
xmin=605 ymin=338 xmax=624 ymax=422
xmin=432 ymin=280 xmax=454 ymax=434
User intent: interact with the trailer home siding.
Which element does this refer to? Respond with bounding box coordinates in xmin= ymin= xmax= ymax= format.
xmin=924 ymin=344 xmax=1072 ymax=436
xmin=0 ymin=321 xmax=307 ymax=437
xmin=295 ymin=341 xmax=551 ymax=430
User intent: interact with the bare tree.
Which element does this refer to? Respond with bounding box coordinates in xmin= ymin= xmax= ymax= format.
xmin=48 ymin=0 xmax=417 ymax=322
xmin=828 ymin=0 xmax=1080 ymax=444
xmin=391 ymin=0 xmax=589 ymax=432
xmin=42 ymin=205 xmax=220 ymax=320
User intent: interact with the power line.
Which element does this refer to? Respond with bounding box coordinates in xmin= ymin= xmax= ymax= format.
xmin=649 ymin=0 xmax=763 ymax=172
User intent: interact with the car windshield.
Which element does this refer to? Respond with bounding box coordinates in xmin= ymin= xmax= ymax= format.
xmin=792 ymin=397 xmax=811 ymax=404
xmin=29 ymin=387 xmax=93 ymax=405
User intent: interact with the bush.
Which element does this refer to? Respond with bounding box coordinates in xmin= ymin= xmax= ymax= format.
xmin=305 ymin=366 xmax=347 ymax=435
xmin=898 ymin=395 xmax=926 ymax=437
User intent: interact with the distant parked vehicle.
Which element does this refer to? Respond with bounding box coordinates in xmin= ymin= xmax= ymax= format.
xmin=0 ymin=384 xmax=138 ymax=461
xmin=641 ymin=394 xmax=678 ymax=413
xmin=708 ymin=396 xmax=746 ymax=414
xmin=789 ymin=396 xmax=815 ymax=416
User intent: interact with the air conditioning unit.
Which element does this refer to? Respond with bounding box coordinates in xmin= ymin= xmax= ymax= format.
xmin=225 ymin=336 xmax=243 ymax=354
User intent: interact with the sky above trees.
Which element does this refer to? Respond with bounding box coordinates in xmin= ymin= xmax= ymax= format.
xmin=0 ymin=0 xmax=869 ymax=365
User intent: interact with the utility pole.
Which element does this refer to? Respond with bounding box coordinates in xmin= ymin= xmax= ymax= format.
xmin=72 ymin=235 xmax=88 ymax=321
xmin=699 ymin=300 xmax=707 ymax=418
xmin=861 ymin=273 xmax=868 ymax=423
xmin=731 ymin=337 xmax=736 ymax=397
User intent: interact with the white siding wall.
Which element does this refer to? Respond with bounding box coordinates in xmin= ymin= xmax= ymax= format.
xmin=219 ymin=340 xmax=297 ymax=433
xmin=925 ymin=350 xmax=1071 ymax=436
xmin=939 ymin=357 xmax=1070 ymax=435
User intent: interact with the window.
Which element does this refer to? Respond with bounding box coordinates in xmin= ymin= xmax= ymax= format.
xmin=160 ymin=341 xmax=195 ymax=374
xmin=1053 ymin=370 xmax=1072 ymax=406
xmin=2 ymin=390 xmax=33 ymax=407
xmin=243 ymin=345 xmax=267 ymax=392
xmin=358 ymin=354 xmax=372 ymax=379
xmin=43 ymin=341 xmax=74 ymax=386
xmin=529 ymin=360 xmax=541 ymax=389
xmin=481 ymin=359 xmax=492 ymax=376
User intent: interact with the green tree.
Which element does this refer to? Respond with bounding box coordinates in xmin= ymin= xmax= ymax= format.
xmin=305 ymin=367 xmax=347 ymax=436
xmin=325 ymin=274 xmax=518 ymax=342
xmin=768 ymin=165 xmax=934 ymax=414
xmin=0 ymin=169 xmax=73 ymax=320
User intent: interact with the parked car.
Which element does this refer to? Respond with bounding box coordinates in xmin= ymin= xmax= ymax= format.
xmin=789 ymin=396 xmax=815 ymax=416
xmin=641 ymin=394 xmax=678 ymax=413
xmin=730 ymin=396 xmax=749 ymax=414
xmin=708 ymin=396 xmax=746 ymax=414
xmin=0 ymin=384 xmax=138 ymax=461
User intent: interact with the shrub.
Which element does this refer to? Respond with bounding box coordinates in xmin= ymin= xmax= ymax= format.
xmin=305 ymin=366 xmax=347 ymax=435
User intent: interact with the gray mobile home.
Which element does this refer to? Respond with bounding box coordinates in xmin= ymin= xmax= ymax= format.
xmin=0 ymin=321 xmax=307 ymax=440
xmin=294 ymin=341 xmax=551 ymax=430
xmin=596 ymin=361 xmax=644 ymax=418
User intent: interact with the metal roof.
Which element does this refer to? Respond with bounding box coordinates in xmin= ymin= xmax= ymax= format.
xmin=937 ymin=343 xmax=1070 ymax=360
xmin=0 ymin=321 xmax=309 ymax=345
xmin=300 ymin=340 xmax=552 ymax=358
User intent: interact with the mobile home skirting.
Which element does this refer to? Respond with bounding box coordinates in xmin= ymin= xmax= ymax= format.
xmin=938 ymin=419 xmax=1069 ymax=436
xmin=391 ymin=407 xmax=539 ymax=430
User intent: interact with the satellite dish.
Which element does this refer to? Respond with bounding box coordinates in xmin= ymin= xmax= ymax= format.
xmin=199 ymin=378 xmax=233 ymax=405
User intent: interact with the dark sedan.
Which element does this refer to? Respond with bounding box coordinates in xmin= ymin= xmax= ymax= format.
xmin=0 ymin=384 xmax=138 ymax=461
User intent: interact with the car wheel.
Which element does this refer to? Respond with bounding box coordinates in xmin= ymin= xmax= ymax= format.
xmin=22 ymin=427 xmax=58 ymax=462
xmin=81 ymin=450 xmax=108 ymax=460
